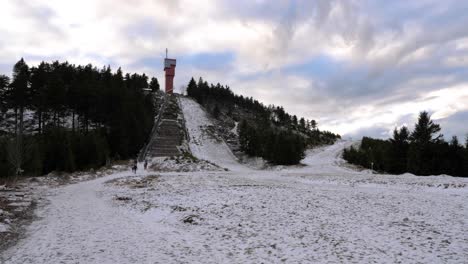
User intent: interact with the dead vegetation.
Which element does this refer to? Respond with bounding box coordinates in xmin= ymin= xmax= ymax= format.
xmin=182 ymin=214 xmax=203 ymax=225
xmin=148 ymin=156 xmax=221 ymax=172
xmin=0 ymin=189 xmax=37 ymax=253
xmin=114 ymin=196 xmax=132 ymax=201
xmin=106 ymin=175 xmax=160 ymax=189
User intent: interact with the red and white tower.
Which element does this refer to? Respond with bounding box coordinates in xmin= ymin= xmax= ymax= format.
xmin=164 ymin=49 xmax=176 ymax=94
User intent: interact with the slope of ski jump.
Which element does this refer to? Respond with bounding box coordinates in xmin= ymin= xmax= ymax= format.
xmin=178 ymin=96 xmax=245 ymax=171
xmin=299 ymin=140 xmax=358 ymax=173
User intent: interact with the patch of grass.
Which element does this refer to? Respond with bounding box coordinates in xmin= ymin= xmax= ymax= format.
xmin=171 ymin=205 xmax=188 ymax=212
xmin=182 ymin=214 xmax=203 ymax=225
xmin=114 ymin=196 xmax=132 ymax=201
xmin=107 ymin=175 xmax=160 ymax=189
xmin=184 ymin=152 xmax=198 ymax=161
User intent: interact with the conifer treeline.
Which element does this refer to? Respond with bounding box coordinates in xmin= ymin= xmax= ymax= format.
xmin=343 ymin=111 xmax=468 ymax=177
xmin=186 ymin=77 xmax=340 ymax=165
xmin=0 ymin=59 xmax=156 ymax=179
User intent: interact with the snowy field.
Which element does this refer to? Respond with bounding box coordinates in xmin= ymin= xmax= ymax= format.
xmin=0 ymin=98 xmax=467 ymax=263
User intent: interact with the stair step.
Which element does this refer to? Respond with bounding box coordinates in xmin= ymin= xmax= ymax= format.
xmin=151 ymin=148 xmax=179 ymax=152
xmin=153 ymin=144 xmax=180 ymax=147
xmin=154 ymin=135 xmax=180 ymax=141
xmin=158 ymin=132 xmax=182 ymax=136
xmin=159 ymin=124 xmax=180 ymax=129
xmin=149 ymin=151 xmax=181 ymax=157
xmin=142 ymin=94 xmax=188 ymax=159
xmin=153 ymin=141 xmax=181 ymax=146
xmin=159 ymin=126 xmax=180 ymax=130
xmin=154 ymin=138 xmax=181 ymax=142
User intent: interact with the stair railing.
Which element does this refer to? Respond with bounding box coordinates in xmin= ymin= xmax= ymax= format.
xmin=176 ymin=95 xmax=190 ymax=142
xmin=138 ymin=93 xmax=169 ymax=161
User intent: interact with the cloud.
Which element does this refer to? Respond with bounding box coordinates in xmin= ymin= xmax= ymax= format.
xmin=0 ymin=0 xmax=467 ymax=139
xmin=438 ymin=111 xmax=468 ymax=141
xmin=182 ymin=52 xmax=235 ymax=71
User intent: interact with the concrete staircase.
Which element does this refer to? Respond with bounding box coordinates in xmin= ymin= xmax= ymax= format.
xmin=139 ymin=94 xmax=187 ymax=160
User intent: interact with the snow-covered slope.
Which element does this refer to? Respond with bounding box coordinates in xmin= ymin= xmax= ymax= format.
xmin=293 ymin=140 xmax=360 ymax=174
xmin=178 ymin=96 xmax=245 ymax=171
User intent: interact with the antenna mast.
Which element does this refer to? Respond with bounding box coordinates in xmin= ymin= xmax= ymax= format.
xmin=166 ymin=48 xmax=168 ymax=58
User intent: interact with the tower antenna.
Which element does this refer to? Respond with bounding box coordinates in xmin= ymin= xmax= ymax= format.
xmin=166 ymin=48 xmax=168 ymax=58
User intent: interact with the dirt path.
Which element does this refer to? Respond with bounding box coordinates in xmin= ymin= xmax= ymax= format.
xmin=0 ymin=171 xmax=178 ymax=264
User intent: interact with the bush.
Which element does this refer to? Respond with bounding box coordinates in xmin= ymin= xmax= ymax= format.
xmin=239 ymin=120 xmax=305 ymax=165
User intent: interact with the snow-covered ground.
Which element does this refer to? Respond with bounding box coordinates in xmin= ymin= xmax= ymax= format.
xmin=1 ymin=98 xmax=467 ymax=263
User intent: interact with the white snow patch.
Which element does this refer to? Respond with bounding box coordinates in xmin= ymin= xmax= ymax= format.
xmin=0 ymin=223 xmax=9 ymax=233
xmin=230 ymin=121 xmax=239 ymax=135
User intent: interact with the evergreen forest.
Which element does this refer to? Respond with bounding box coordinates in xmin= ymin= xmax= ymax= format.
xmin=0 ymin=59 xmax=156 ymax=180
xmin=343 ymin=111 xmax=468 ymax=177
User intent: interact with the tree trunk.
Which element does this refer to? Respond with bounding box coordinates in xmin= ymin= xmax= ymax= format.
xmin=72 ymin=110 xmax=75 ymax=132
xmin=18 ymin=106 xmax=24 ymax=173
xmin=14 ymin=107 xmax=18 ymax=135
xmin=85 ymin=113 xmax=89 ymax=133
xmin=38 ymin=110 xmax=42 ymax=134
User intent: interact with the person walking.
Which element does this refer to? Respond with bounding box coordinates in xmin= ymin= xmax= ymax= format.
xmin=132 ymin=160 xmax=137 ymax=174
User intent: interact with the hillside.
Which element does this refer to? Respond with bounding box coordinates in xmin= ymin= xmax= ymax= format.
xmin=185 ymin=77 xmax=341 ymax=165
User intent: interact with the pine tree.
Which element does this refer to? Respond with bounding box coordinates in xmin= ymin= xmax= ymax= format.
xmin=47 ymin=64 xmax=67 ymax=127
xmin=450 ymin=136 xmax=459 ymax=147
xmin=410 ymin=111 xmax=442 ymax=144
xmin=0 ymin=75 xmax=8 ymax=88
xmin=389 ymin=126 xmax=409 ymax=173
xmin=292 ymin=115 xmax=298 ymax=127
xmin=464 ymin=135 xmax=468 ymax=176
xmin=299 ymin=117 xmax=306 ymax=130
xmin=149 ymin=77 xmax=159 ymax=92
xmin=30 ymin=62 xmax=50 ymax=133
xmin=238 ymin=120 xmax=251 ymax=154
xmin=0 ymin=75 xmax=10 ymax=112
xmin=448 ymin=136 xmax=464 ymax=176
xmin=8 ymin=58 xmax=31 ymax=175
xmin=310 ymin=120 xmax=317 ymax=130
xmin=408 ymin=111 xmax=442 ymax=175
xmin=186 ymin=77 xmax=197 ymax=97
xmin=212 ymin=104 xmax=220 ymax=118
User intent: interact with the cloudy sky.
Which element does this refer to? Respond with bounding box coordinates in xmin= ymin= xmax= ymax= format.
xmin=1 ymin=0 xmax=467 ymax=140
